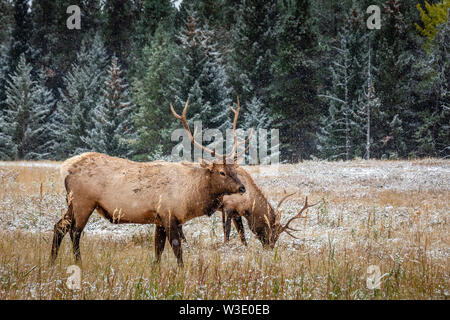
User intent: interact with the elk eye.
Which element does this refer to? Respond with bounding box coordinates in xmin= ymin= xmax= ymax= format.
xmin=220 ymin=171 xmax=225 ymax=176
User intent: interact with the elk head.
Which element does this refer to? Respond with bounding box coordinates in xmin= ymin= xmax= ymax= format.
xmin=260 ymin=193 xmax=318 ymax=249
xmin=170 ymin=97 xmax=253 ymax=196
xmin=199 ymin=158 xmax=245 ymax=195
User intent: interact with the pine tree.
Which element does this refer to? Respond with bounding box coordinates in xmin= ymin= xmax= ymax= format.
xmin=242 ymin=97 xmax=272 ymax=131
xmin=30 ymin=68 xmax=57 ymax=159
xmin=172 ymin=11 xmax=232 ymax=143
xmin=102 ymin=0 xmax=136 ymax=65
xmin=0 ymin=6 xmax=14 ymax=156
xmin=319 ymin=6 xmax=381 ymax=160
xmin=0 ymin=114 xmax=12 ymax=159
xmin=357 ymin=84 xmax=382 ymax=160
xmin=8 ymin=0 xmax=35 ymax=76
xmin=270 ymin=0 xmax=319 ymax=161
xmin=30 ymin=0 xmax=66 ymax=91
xmin=31 ymin=0 xmax=102 ymax=92
xmin=177 ymin=0 xmax=240 ymax=82
xmin=134 ymin=0 xmax=174 ymax=48
xmin=53 ymin=35 xmax=108 ymax=158
xmin=178 ymin=0 xmax=241 ymax=31
xmin=83 ymin=57 xmax=134 ymax=157
xmin=0 ymin=0 xmax=13 ymax=44
xmin=384 ymin=114 xmax=406 ymax=159
xmin=31 ymin=0 xmax=58 ymax=69
xmin=133 ymin=26 xmax=179 ymax=161
xmin=372 ymin=0 xmax=418 ymax=158
xmin=318 ymin=28 xmax=359 ymax=160
xmin=0 ymin=41 xmax=10 ymax=111
xmin=415 ymin=0 xmax=450 ymax=52
xmin=129 ymin=1 xmax=175 ymax=80
xmin=0 ymin=55 xmax=54 ymax=160
xmin=241 ymin=96 xmax=275 ymax=164
xmin=356 ymin=38 xmax=382 ymax=160
xmin=0 ymin=0 xmax=13 ymax=110
xmin=229 ymin=0 xmax=278 ymax=104
xmin=413 ymin=20 xmax=450 ymax=158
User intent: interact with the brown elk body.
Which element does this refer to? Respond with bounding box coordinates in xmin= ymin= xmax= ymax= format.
xmin=51 ymin=99 xmax=248 ymax=267
xmin=220 ymin=167 xmax=317 ymax=248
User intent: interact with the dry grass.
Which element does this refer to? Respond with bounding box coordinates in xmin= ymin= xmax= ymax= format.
xmin=0 ymin=160 xmax=449 ymax=300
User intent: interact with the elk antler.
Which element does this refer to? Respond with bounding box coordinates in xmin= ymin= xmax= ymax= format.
xmin=171 ymin=97 xmax=253 ymax=162
xmin=280 ymin=196 xmax=318 ymax=234
xmin=228 ymin=97 xmax=254 ymax=162
xmin=170 ymin=98 xmax=225 ymax=159
xmin=234 ymin=127 xmax=254 ymax=161
xmin=274 ymin=190 xmax=296 ymax=225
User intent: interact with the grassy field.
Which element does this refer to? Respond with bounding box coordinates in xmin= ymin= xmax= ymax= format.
xmin=0 ymin=159 xmax=448 ymax=299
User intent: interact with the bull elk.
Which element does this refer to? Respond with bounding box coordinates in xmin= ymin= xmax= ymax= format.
xmin=50 ymin=98 xmax=250 ymax=267
xmin=219 ymin=167 xmax=317 ymax=248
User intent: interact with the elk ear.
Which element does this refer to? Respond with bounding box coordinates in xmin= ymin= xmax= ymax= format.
xmin=200 ymin=158 xmax=214 ymax=172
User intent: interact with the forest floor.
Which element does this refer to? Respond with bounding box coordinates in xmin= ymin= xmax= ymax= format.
xmin=0 ymin=159 xmax=448 ymax=299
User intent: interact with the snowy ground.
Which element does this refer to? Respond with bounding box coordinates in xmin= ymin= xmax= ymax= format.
xmin=0 ymin=161 xmax=60 ymax=168
xmin=0 ymin=159 xmax=448 ymax=299
xmin=0 ymin=159 xmax=448 ymax=254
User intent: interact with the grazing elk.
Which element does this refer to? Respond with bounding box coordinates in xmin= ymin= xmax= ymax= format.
xmin=220 ymin=167 xmax=317 ymax=248
xmin=50 ymin=98 xmax=250 ymax=267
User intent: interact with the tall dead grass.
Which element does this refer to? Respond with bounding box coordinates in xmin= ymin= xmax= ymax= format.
xmin=0 ymin=160 xmax=448 ymax=299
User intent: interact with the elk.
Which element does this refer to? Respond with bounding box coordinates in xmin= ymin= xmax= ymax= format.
xmin=219 ymin=167 xmax=317 ymax=248
xmin=50 ymin=98 xmax=249 ymax=267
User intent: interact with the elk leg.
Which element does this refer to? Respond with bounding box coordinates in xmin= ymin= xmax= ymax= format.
xmin=154 ymin=225 xmax=166 ymax=264
xmin=178 ymin=225 xmax=187 ymax=243
xmin=50 ymin=201 xmax=73 ymax=264
xmin=221 ymin=208 xmax=227 ymax=242
xmin=232 ymin=216 xmax=247 ymax=246
xmin=50 ymin=218 xmax=71 ymax=264
xmin=167 ymin=218 xmax=183 ymax=267
xmin=69 ymin=228 xmax=83 ymax=264
xmin=224 ymin=210 xmax=233 ymax=243
xmin=67 ymin=200 xmax=95 ymax=264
